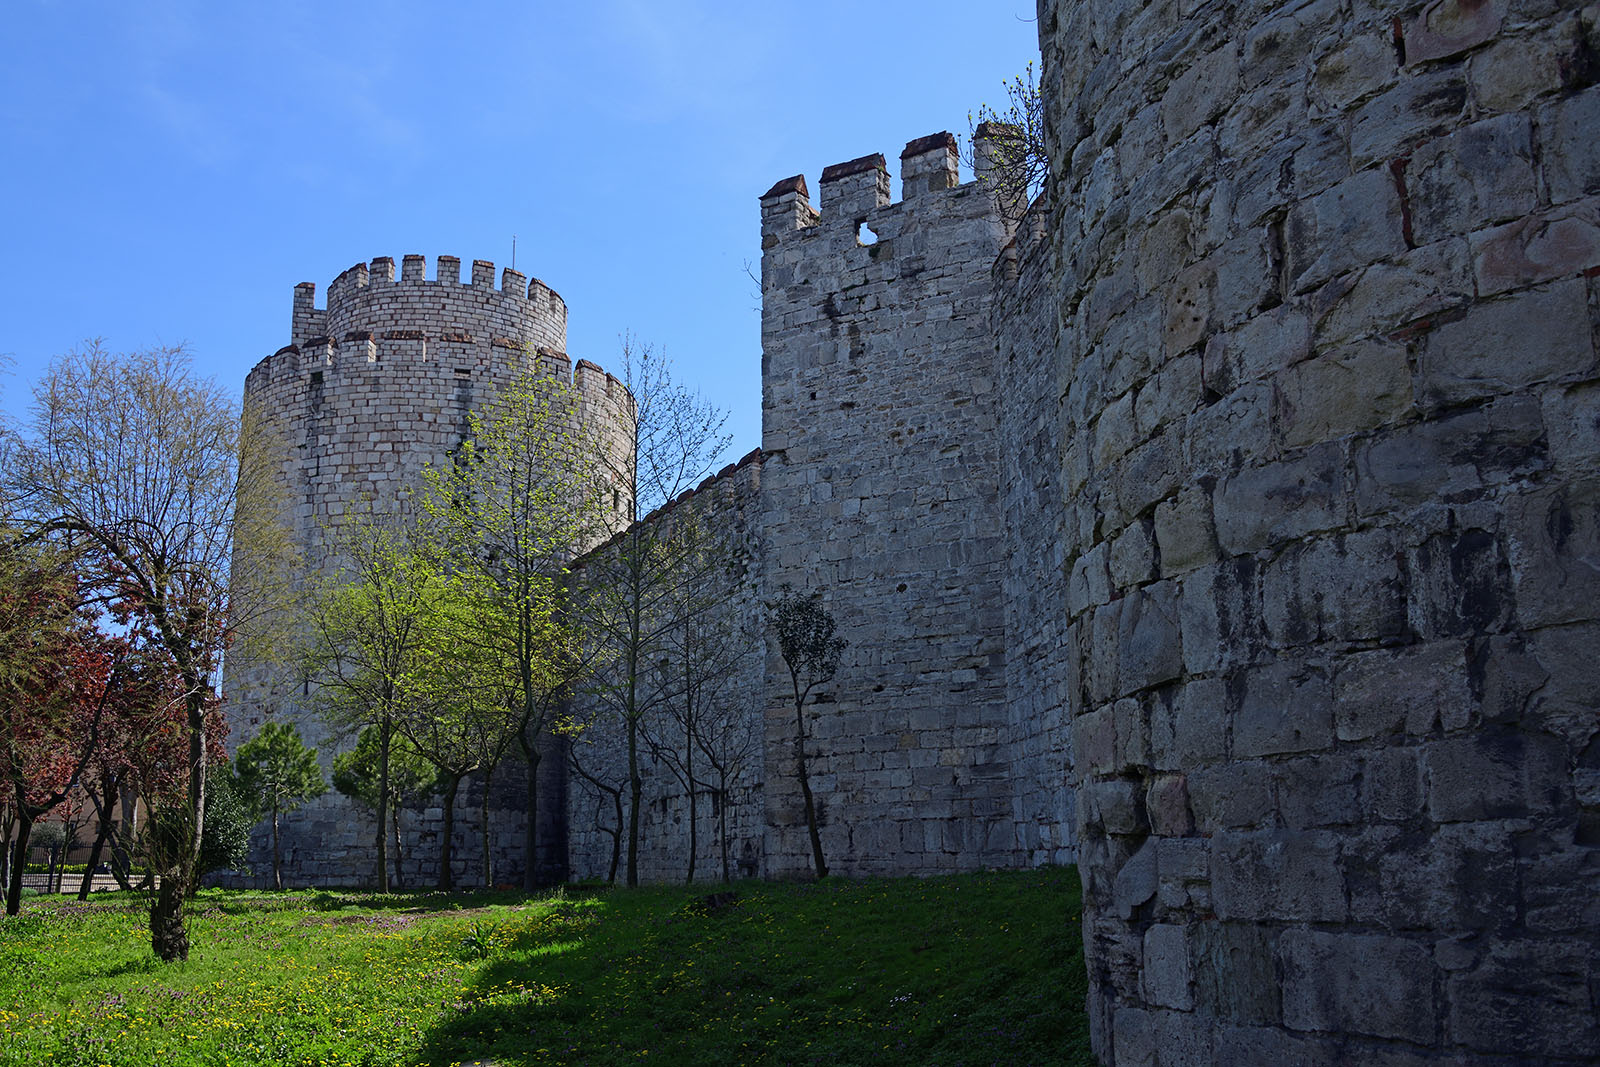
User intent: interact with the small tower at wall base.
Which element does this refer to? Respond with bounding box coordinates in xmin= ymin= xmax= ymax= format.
xmin=225 ymin=254 xmax=633 ymax=889
xmin=758 ymin=133 xmax=1037 ymax=876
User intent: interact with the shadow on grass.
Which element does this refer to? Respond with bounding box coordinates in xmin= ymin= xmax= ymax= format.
xmin=412 ymin=869 xmax=1091 ymax=1067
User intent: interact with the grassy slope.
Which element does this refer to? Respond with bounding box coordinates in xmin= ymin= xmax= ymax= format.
xmin=0 ymin=868 xmax=1090 ymax=1067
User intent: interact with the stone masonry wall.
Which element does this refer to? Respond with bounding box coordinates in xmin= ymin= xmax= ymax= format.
xmin=565 ymin=451 xmax=767 ymax=884
xmin=1037 ymin=0 xmax=1600 ymax=1061
xmin=757 ymin=135 xmax=1026 ymax=877
xmin=224 ymin=254 xmax=631 ymax=888
xmin=995 ymin=204 xmax=1077 ymax=869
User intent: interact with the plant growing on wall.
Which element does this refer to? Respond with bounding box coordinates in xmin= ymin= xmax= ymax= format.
xmin=233 ymin=722 xmax=326 ymax=890
xmin=966 ymin=61 xmax=1048 ymax=222
xmin=769 ymin=585 xmax=846 ymax=880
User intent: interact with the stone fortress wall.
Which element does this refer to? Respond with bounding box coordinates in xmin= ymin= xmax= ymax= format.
xmin=755 ymin=132 xmax=1069 ymax=877
xmin=223 ymin=0 xmax=1600 ymax=1055
xmin=563 ymin=450 xmax=767 ymax=885
xmin=1033 ymin=0 xmax=1600 ymax=1061
xmin=226 ymin=254 xmax=633 ymax=888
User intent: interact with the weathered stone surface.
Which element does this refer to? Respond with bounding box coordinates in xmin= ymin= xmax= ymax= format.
xmin=1403 ymin=0 xmax=1505 ymax=66
xmin=1447 ymin=940 xmax=1600 ymax=1057
xmin=1233 ymin=661 xmax=1334 ymax=758
xmin=1213 ymin=444 xmax=1345 ymax=556
xmin=1425 ymin=727 xmax=1570 ymax=822
xmin=1037 ymin=0 xmax=1600 ymax=1060
xmin=1417 ymin=279 xmax=1592 ymax=409
xmin=1471 ymin=197 xmax=1600 ymax=297
xmin=1192 ymin=920 xmax=1281 ymax=1026
xmin=1141 ymin=924 xmax=1193 ymax=1011
xmin=1542 ymin=85 xmax=1600 ymax=204
xmin=1280 ymin=929 xmax=1436 ymax=1042
xmin=1333 ymin=640 xmax=1472 ymax=740
xmin=1274 ymin=338 xmax=1412 ymax=448
xmin=1211 ymin=830 xmax=1346 ymax=922
xmin=1405 ymin=112 xmax=1537 ymax=246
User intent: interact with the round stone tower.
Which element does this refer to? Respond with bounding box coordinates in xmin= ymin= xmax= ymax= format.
xmin=226 ymin=253 xmax=633 ymax=888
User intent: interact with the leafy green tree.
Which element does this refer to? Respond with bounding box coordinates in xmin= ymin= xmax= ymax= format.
xmin=332 ymin=726 xmax=439 ymax=890
xmin=417 ymin=366 xmax=599 ymax=889
xmin=302 ymin=509 xmax=443 ymax=893
xmin=770 ymin=586 xmax=846 ymax=880
xmin=391 ymin=580 xmax=521 ymax=890
xmin=234 ymin=722 xmax=326 ymax=890
xmin=197 ymin=764 xmax=252 ymax=883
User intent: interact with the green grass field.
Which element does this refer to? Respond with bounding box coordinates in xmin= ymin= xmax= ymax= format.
xmin=0 ymin=867 xmax=1090 ymax=1066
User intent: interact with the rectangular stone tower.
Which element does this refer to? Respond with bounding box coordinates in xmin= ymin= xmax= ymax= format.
xmin=758 ymin=134 xmax=1017 ymax=875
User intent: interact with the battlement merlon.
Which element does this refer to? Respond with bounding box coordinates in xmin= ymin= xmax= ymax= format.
xmin=291 ymin=283 xmax=327 ymax=347
xmin=899 ymin=132 xmax=959 ymax=199
xmin=307 ymin=254 xmax=569 ymax=323
xmin=820 ymin=153 xmax=890 ymax=221
xmin=759 ymin=132 xmax=974 ymax=243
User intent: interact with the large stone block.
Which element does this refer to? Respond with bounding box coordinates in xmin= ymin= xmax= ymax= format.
xmin=1213 ymin=444 xmax=1345 ymax=556
xmin=1233 ymin=660 xmax=1334 ymax=759
xmin=1189 ymin=759 xmax=1275 ymax=832
xmin=1192 ymin=920 xmax=1281 ymax=1025
xmin=1406 ymin=112 xmax=1536 ymax=245
xmin=1424 ymin=727 xmax=1570 ymax=822
xmin=1333 ymin=640 xmax=1472 ymax=741
xmin=1211 ymin=829 xmax=1346 ymax=922
xmin=1260 ymin=530 xmax=1407 ymax=647
xmin=1447 ymin=940 xmax=1600 ymax=1057
xmin=1274 ymin=338 xmax=1413 ymax=448
xmin=1505 ymin=479 xmax=1600 ymax=628
xmin=1417 ymin=279 xmax=1592 ymax=409
xmin=1117 ymin=582 xmax=1184 ymax=696
xmin=1542 ymin=84 xmax=1600 ymax=204
xmin=1286 ymin=167 xmax=1408 ymax=294
xmin=1280 ymin=929 xmax=1436 ymax=1043
xmin=1142 ymin=923 xmax=1194 ymax=1010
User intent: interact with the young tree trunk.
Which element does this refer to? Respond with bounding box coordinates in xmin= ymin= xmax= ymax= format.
xmin=684 ymin=706 xmax=697 ymax=885
xmin=5 ymin=815 xmax=33 ymax=916
xmin=271 ymin=805 xmax=283 ymax=891
xmin=794 ymin=702 xmax=827 ymax=879
xmin=0 ymin=811 xmax=11 ymax=899
xmin=78 ymin=828 xmax=108 ymax=901
xmin=438 ymin=775 xmax=460 ymax=891
xmin=520 ymin=734 xmax=541 ymax=891
xmin=149 ymin=873 xmax=188 ymax=962
xmin=718 ymin=776 xmax=731 ymax=884
xmin=109 ymin=787 xmax=137 ymax=891
xmin=78 ymin=775 xmax=118 ymax=901
xmin=607 ymin=785 xmax=624 ymax=886
xmin=626 ymin=715 xmax=641 ymax=888
xmin=391 ymin=803 xmax=405 ymax=890
xmin=376 ymin=716 xmax=391 ymax=894
xmin=479 ymin=769 xmax=493 ymax=889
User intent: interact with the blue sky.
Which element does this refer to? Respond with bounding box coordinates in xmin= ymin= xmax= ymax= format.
xmin=0 ymin=1 xmax=1040 ymax=465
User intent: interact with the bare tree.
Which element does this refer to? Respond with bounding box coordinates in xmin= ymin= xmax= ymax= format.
xmin=770 ymin=585 xmax=846 ymax=880
xmin=10 ymin=343 xmax=294 ymax=958
xmin=578 ymin=336 xmax=730 ymax=887
xmin=567 ymin=740 xmax=624 ymax=885
xmin=642 ymin=511 xmax=757 ymax=884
